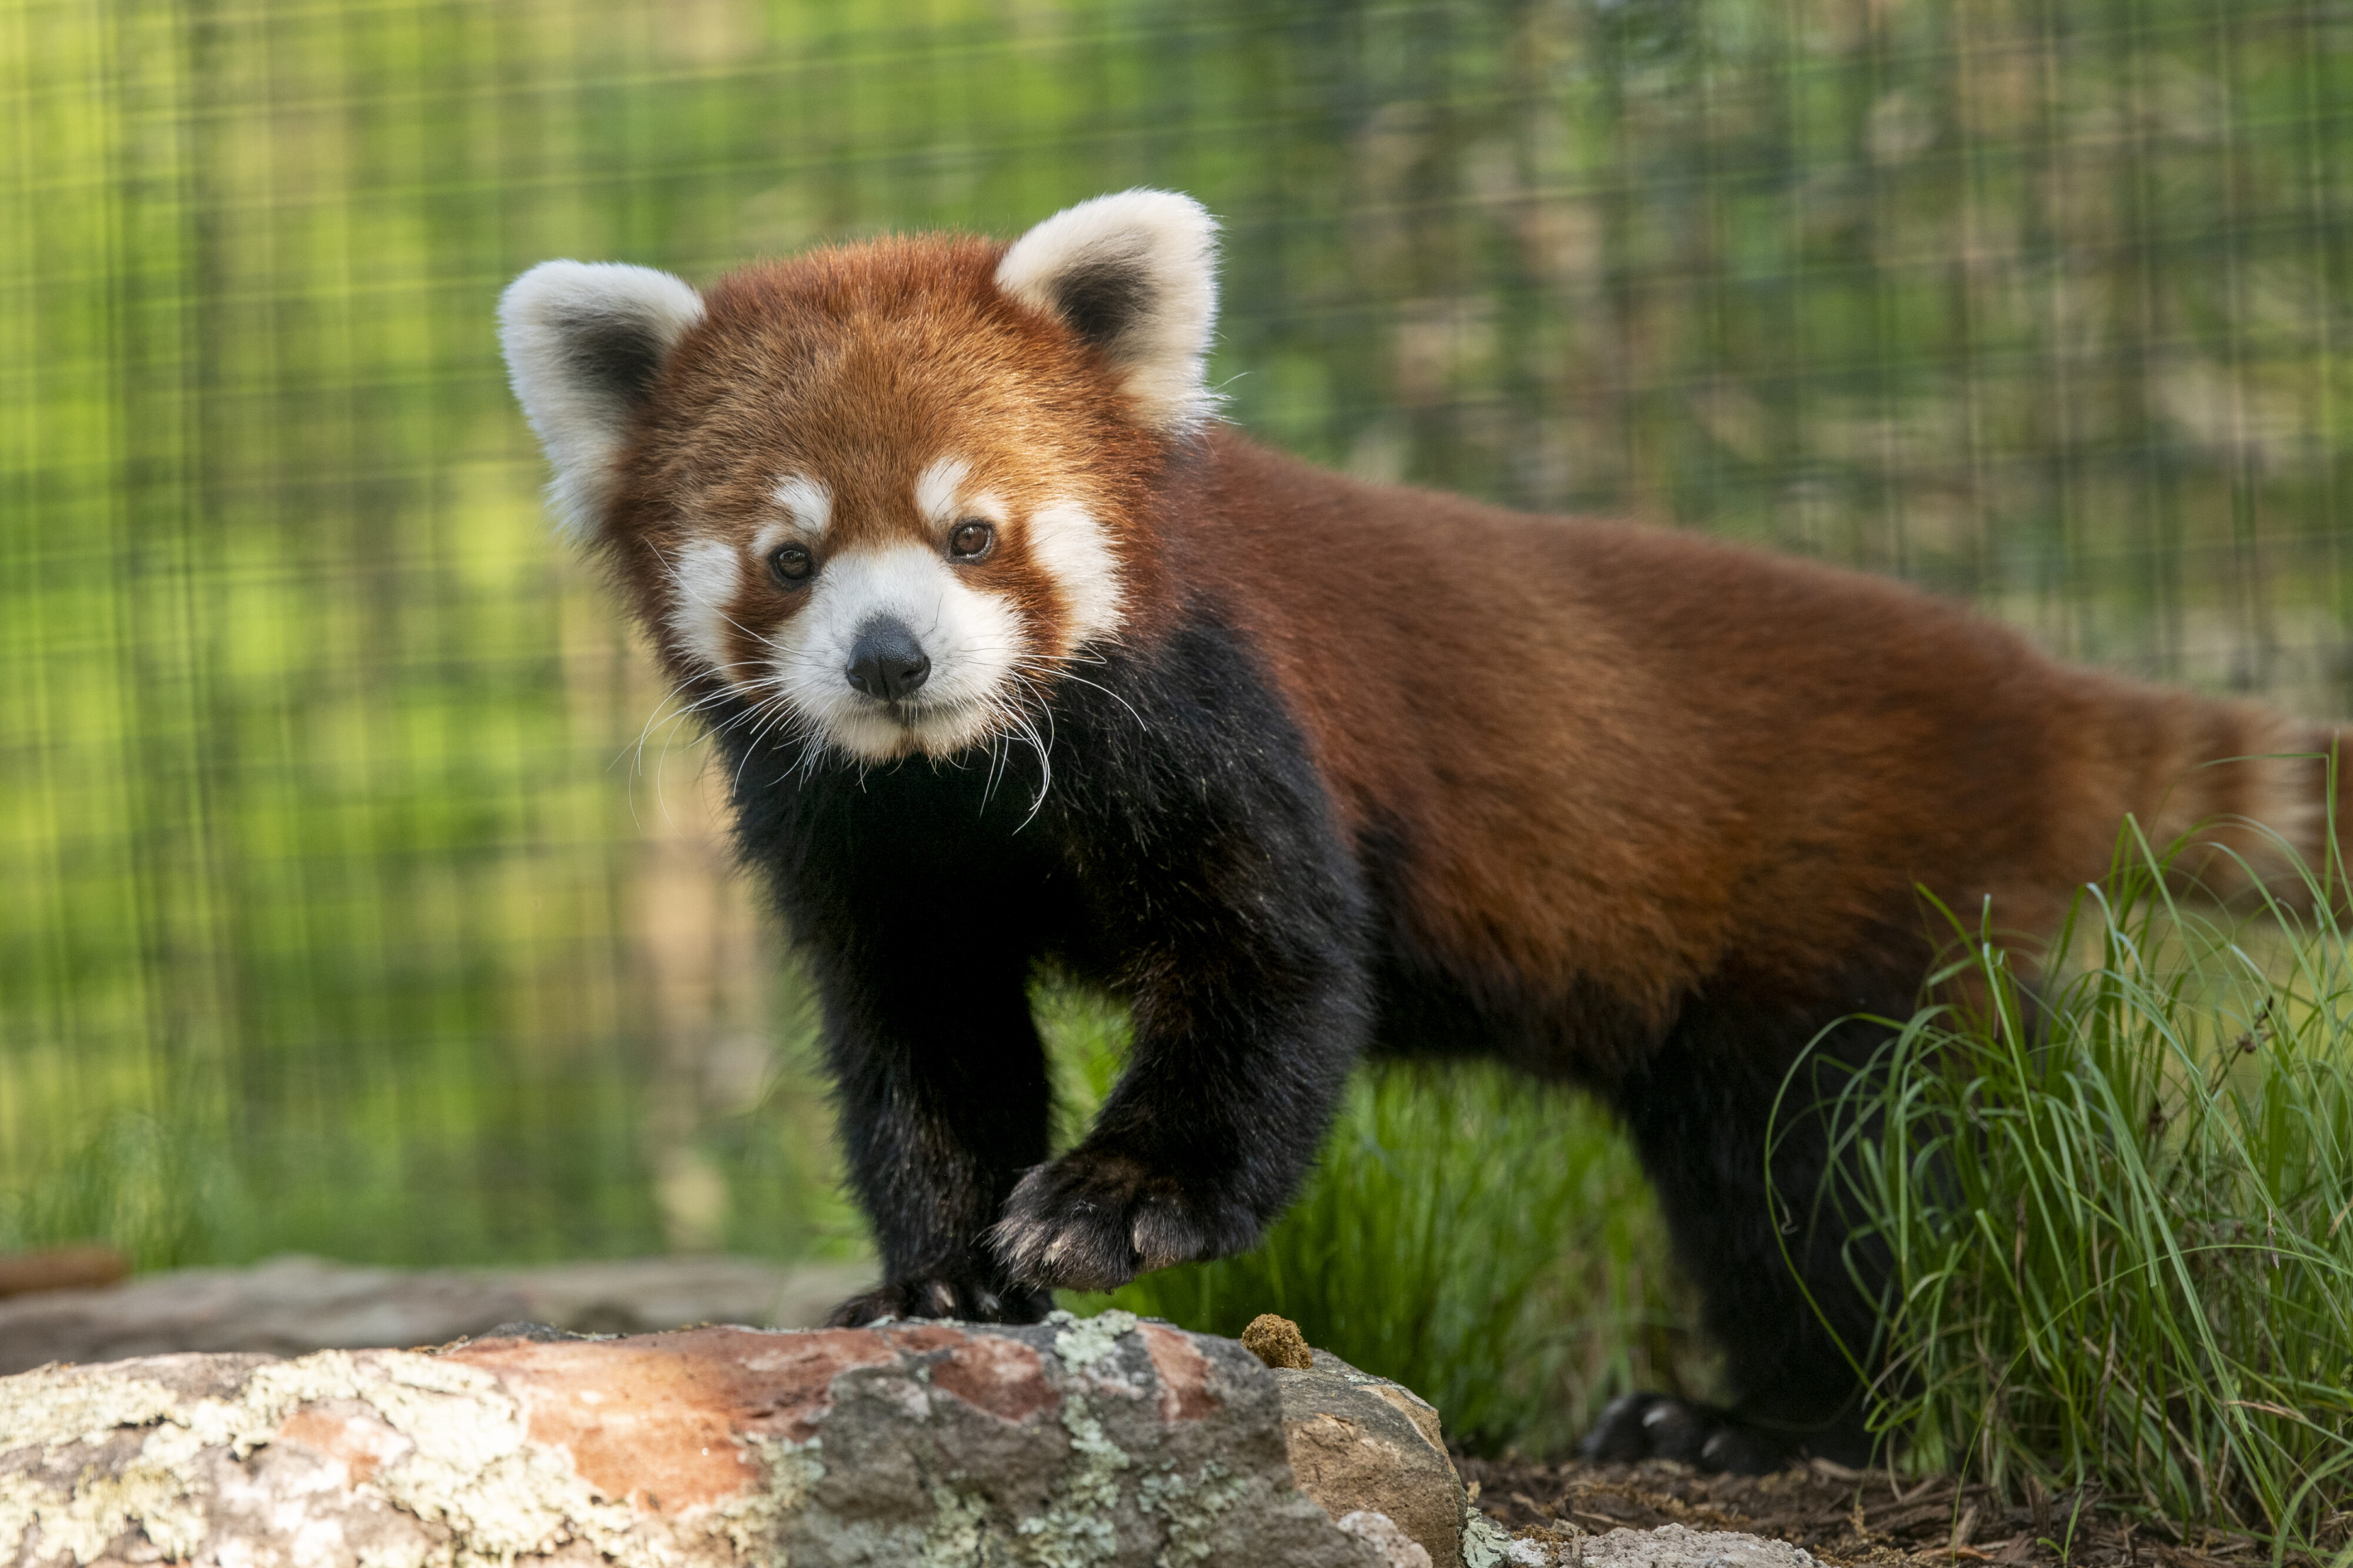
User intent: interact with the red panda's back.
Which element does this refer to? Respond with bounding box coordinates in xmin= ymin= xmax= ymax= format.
xmin=1186 ymin=430 xmax=2315 ymax=1037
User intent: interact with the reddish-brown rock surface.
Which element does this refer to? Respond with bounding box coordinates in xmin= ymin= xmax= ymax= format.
xmin=0 ymin=1311 xmax=1388 ymax=1567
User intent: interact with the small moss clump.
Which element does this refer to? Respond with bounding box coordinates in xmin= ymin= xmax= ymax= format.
xmin=1239 ymin=1313 xmax=1313 ymax=1370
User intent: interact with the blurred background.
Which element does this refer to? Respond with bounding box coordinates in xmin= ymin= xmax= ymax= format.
xmin=1 ymin=0 xmax=2347 ymax=1400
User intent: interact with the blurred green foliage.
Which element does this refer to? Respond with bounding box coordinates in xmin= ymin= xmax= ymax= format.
xmin=0 ymin=0 xmax=2348 ymax=1353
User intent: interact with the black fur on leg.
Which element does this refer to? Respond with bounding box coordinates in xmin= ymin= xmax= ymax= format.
xmin=714 ymin=612 xmax=1372 ymax=1321
xmin=1598 ymin=958 xmax=1918 ymax=1472
xmin=986 ymin=895 xmax=1372 ymax=1295
xmin=802 ymin=938 xmax=1059 ymax=1322
xmin=718 ymin=725 xmax=1068 ymax=1324
xmin=981 ymin=618 xmax=1375 ymax=1296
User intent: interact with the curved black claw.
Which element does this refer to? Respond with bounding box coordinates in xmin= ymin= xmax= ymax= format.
xmin=987 ymin=1146 xmax=1263 ymax=1293
xmin=824 ymin=1274 xmax=1053 ymax=1327
xmin=1580 ymin=1393 xmax=1794 ymax=1475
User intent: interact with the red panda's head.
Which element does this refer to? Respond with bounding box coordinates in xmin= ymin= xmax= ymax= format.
xmin=498 ymin=191 xmax=1218 ymax=763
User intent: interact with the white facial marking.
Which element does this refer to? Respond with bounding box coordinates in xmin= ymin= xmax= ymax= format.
xmin=1026 ymin=499 xmax=1125 ymax=648
xmin=770 ymin=543 xmax=1025 ymax=762
xmin=753 ymin=462 xmax=1128 ymax=764
xmin=915 ymin=457 xmax=973 ymax=528
xmin=667 ymin=538 xmax=745 ymax=677
xmin=772 ymin=473 xmax=832 ymax=538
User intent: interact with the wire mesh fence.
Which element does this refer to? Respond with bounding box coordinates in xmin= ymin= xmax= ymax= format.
xmin=2 ymin=0 xmax=2348 ymax=1268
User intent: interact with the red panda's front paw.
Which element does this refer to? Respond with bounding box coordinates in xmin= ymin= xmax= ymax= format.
xmin=824 ymin=1275 xmax=1053 ymax=1327
xmin=987 ymin=1148 xmax=1262 ymax=1292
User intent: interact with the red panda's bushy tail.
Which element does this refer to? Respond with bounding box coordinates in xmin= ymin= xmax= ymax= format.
xmin=2114 ymin=688 xmax=2345 ymax=912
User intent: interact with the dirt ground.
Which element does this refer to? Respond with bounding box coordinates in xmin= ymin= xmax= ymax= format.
xmin=1457 ymin=1456 xmax=2344 ymax=1568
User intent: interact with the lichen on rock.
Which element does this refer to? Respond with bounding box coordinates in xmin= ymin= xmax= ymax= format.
xmin=1046 ymin=1309 xmax=1139 ymax=1372
xmin=1136 ymin=1457 xmax=1255 ymax=1568
xmin=1 ymin=1320 xmax=1383 ymax=1568
xmin=1460 ymin=1510 xmax=1515 ymax=1568
xmin=1012 ymin=1394 xmax=1135 ymax=1566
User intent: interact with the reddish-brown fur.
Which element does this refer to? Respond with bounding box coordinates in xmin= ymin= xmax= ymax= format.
xmin=606 ymin=232 xmax=2335 ymax=1084
xmin=1182 ymin=437 xmax=2333 ymax=1071
xmin=540 ymin=221 xmax=2342 ymax=1468
xmin=606 ymin=239 xmax=1172 ymax=679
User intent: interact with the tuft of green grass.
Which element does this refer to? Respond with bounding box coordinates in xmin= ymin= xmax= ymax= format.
xmin=1815 ymin=837 xmax=2353 ymax=1558
xmin=1039 ymin=987 xmax=1701 ymax=1457
xmin=0 ymin=1112 xmax=258 ymax=1271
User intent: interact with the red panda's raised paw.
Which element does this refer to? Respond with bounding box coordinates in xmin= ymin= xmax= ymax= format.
xmin=987 ymin=1147 xmax=1264 ymax=1293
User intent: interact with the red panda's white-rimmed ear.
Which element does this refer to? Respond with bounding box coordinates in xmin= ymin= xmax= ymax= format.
xmin=498 ymin=261 xmax=705 ymax=542
xmin=995 ymin=190 xmax=1219 ymax=433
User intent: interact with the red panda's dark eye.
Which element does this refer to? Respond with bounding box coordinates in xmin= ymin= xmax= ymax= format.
xmin=948 ymin=520 xmax=994 ymax=560
xmin=769 ymin=543 xmax=814 ymax=585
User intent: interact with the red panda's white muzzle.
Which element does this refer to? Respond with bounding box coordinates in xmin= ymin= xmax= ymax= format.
xmin=765 ymin=543 xmax=1029 ymax=764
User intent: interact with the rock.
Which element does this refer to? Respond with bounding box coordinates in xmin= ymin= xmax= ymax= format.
xmin=504 ymin=1255 xmax=873 ymax=1336
xmin=0 ymin=1253 xmax=874 ymax=1374
xmin=1462 ymin=1511 xmax=1521 ymax=1566
xmin=0 ymin=1255 xmax=529 ymax=1372
xmin=1241 ymin=1312 xmax=1314 ymax=1369
xmin=1340 ymin=1509 xmax=1437 ymax=1568
xmin=1275 ymin=1349 xmax=1469 ymax=1568
xmin=0 ymin=1310 xmax=1387 ymax=1567
xmin=0 ymin=1245 xmax=129 ymax=1299
xmin=1474 ymin=1522 xmax=1831 ymax=1568
xmin=1576 ymin=1524 xmax=1825 ymax=1568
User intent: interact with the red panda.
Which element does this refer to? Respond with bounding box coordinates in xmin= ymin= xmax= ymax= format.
xmin=499 ymin=190 xmax=2341 ymax=1472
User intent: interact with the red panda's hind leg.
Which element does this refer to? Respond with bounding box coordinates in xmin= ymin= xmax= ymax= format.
xmin=1588 ymin=970 xmax=1918 ymax=1472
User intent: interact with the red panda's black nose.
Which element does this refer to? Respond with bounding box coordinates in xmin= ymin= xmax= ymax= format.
xmin=846 ymin=619 xmax=932 ymax=701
